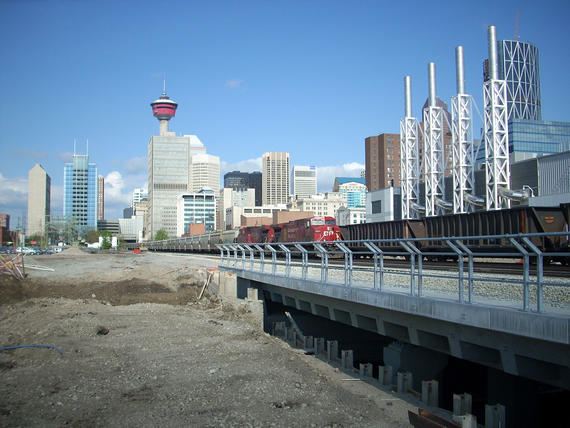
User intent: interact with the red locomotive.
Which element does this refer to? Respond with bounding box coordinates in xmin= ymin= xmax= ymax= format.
xmin=237 ymin=216 xmax=342 ymax=244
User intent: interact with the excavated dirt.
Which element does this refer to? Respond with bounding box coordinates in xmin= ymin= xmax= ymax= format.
xmin=0 ymin=250 xmax=416 ymax=427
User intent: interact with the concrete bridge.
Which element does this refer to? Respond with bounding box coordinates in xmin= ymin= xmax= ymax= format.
xmin=217 ymin=237 xmax=570 ymax=391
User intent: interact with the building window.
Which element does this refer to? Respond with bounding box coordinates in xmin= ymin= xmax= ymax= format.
xmin=372 ymin=200 xmax=382 ymax=214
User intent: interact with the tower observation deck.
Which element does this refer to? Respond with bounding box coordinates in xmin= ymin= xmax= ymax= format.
xmin=151 ymin=91 xmax=178 ymax=136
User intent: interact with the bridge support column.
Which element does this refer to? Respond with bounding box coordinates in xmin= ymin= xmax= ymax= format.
xmin=379 ymin=365 xmax=393 ymax=386
xmin=384 ymin=342 xmax=448 ymax=392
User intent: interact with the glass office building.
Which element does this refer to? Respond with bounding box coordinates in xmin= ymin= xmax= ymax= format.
xmin=497 ymin=40 xmax=542 ymax=121
xmin=176 ymin=189 xmax=216 ymax=236
xmin=509 ymin=119 xmax=570 ymax=161
xmin=63 ymin=154 xmax=98 ymax=236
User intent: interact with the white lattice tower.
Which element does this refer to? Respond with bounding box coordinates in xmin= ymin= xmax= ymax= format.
xmin=400 ymin=76 xmax=420 ymax=220
xmin=452 ymin=46 xmax=475 ymax=214
xmin=423 ymin=63 xmax=445 ymax=217
xmin=484 ymin=26 xmax=511 ymax=211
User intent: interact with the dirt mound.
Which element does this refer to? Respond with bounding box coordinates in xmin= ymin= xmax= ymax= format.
xmin=0 ymin=276 xmax=216 ymax=307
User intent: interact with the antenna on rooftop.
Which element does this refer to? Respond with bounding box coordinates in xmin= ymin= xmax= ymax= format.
xmin=73 ymin=139 xmax=76 ymax=156
xmin=86 ymin=139 xmax=89 ymax=156
xmin=163 ymin=73 xmax=167 ymax=95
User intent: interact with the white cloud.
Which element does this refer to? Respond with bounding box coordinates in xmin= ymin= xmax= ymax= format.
xmin=102 ymin=171 xmax=147 ymax=220
xmin=0 ymin=173 xmax=28 ymax=219
xmin=124 ymin=156 xmax=147 ymax=175
xmin=225 ymin=79 xmax=244 ymax=89
xmin=58 ymin=152 xmax=74 ymax=163
xmin=316 ymin=162 xmax=365 ymax=192
xmin=220 ymin=157 xmax=262 ymax=175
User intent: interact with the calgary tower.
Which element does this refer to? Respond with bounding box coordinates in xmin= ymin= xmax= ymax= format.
xmin=150 ymin=82 xmax=178 ymax=136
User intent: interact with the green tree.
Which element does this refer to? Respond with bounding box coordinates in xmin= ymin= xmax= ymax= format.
xmin=154 ymin=229 xmax=169 ymax=241
xmin=100 ymin=231 xmax=112 ymax=250
xmin=85 ymin=230 xmax=99 ymax=244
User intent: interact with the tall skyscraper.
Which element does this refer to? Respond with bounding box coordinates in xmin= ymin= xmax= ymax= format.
xmin=292 ymin=165 xmax=317 ymax=200
xmin=262 ymin=152 xmax=290 ymax=205
xmin=97 ymin=175 xmax=104 ymax=221
xmin=365 ymin=133 xmax=401 ymax=191
xmin=27 ymin=164 xmax=51 ymax=236
xmin=189 ymin=153 xmax=220 ymax=194
xmin=484 ymin=40 xmax=541 ymax=121
xmin=147 ymin=90 xmax=209 ymax=239
xmin=63 ymin=150 xmax=97 ymax=235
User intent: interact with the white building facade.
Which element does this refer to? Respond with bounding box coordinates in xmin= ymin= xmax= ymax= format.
xmin=220 ymin=188 xmax=256 ymax=230
xmin=292 ymin=165 xmax=317 ymax=200
xmin=27 ymin=164 xmax=51 ymax=237
xmin=291 ymin=193 xmax=346 ymax=218
xmin=147 ymin=133 xmax=207 ymax=239
xmin=336 ymin=206 xmax=366 ymax=226
xmin=189 ymin=152 xmax=220 ymax=194
xmin=262 ymin=152 xmax=290 ymax=205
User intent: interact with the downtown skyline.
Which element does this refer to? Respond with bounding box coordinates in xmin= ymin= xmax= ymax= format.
xmin=1 ymin=0 xmax=569 ymax=222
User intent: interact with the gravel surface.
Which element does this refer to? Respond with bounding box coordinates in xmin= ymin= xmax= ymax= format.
xmin=0 ymin=249 xmax=418 ymax=427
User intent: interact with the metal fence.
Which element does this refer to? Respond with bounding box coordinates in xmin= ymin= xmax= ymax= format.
xmin=217 ymin=232 xmax=570 ymax=315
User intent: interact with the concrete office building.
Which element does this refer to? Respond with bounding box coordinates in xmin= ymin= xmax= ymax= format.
xmin=220 ymin=187 xmax=255 ymax=230
xmin=225 ymin=204 xmax=287 ymax=230
xmin=176 ymin=190 xmax=216 ymax=237
xmin=27 ymin=164 xmax=51 ymax=237
xmin=147 ymin=90 xmax=208 ymax=239
xmin=365 ymin=133 xmax=401 ymax=191
xmin=189 ymin=153 xmax=220 ymax=194
xmin=63 ymin=151 xmax=97 ymax=236
xmin=97 ymin=175 xmax=104 ymax=221
xmin=262 ymin=152 xmax=290 ymax=205
xmin=224 ymin=171 xmax=262 ymax=207
xmin=336 ymin=206 xmax=366 ymax=226
xmin=366 ymin=187 xmax=402 ymax=223
xmin=290 ymin=193 xmax=346 ymax=218
xmin=292 ymin=165 xmax=317 ymax=200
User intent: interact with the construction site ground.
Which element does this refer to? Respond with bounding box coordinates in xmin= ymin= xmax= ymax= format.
xmin=0 ymin=248 xmax=417 ymax=427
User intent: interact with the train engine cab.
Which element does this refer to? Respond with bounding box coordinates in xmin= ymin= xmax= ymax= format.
xmin=308 ymin=216 xmax=342 ymax=242
xmin=237 ymin=225 xmax=275 ymax=243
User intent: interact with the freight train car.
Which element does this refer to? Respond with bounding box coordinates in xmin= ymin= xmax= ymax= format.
xmin=341 ymin=205 xmax=569 ymax=253
xmin=237 ymin=216 xmax=342 ymax=245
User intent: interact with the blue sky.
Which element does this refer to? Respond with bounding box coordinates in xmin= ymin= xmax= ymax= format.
xmin=1 ymin=0 xmax=569 ymax=223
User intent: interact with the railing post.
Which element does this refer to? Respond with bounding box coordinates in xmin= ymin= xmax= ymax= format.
xmin=446 ymin=239 xmax=465 ymax=304
xmin=313 ymin=243 xmax=329 ymax=284
xmin=242 ymin=243 xmax=255 ymax=270
xmin=399 ymin=242 xmax=416 ymax=296
xmin=278 ymin=244 xmax=292 ymax=277
xmin=228 ymin=244 xmax=239 ymax=267
xmin=522 ymin=237 xmax=544 ymax=313
xmin=294 ymin=244 xmax=309 ymax=280
xmin=335 ymin=242 xmax=353 ymax=287
xmin=236 ymin=244 xmax=247 ymax=270
xmin=454 ymin=240 xmax=474 ymax=304
xmin=254 ymin=244 xmax=265 ymax=272
xmin=405 ymin=242 xmax=423 ymax=296
xmin=510 ymin=238 xmax=530 ymax=311
xmin=216 ymin=244 xmax=224 ymax=265
xmin=265 ymin=244 xmax=277 ymax=276
xmin=363 ymin=241 xmax=384 ymax=291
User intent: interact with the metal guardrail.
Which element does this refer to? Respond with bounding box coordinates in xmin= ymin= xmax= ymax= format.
xmin=217 ymin=232 xmax=570 ymax=315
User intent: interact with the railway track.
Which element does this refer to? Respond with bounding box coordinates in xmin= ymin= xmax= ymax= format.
xmin=328 ymin=257 xmax=570 ymax=278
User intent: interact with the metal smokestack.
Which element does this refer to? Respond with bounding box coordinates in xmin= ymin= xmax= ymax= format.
xmin=488 ymin=25 xmax=499 ymax=80
xmin=428 ymin=62 xmax=436 ymax=107
xmin=404 ymin=76 xmax=412 ymax=118
xmin=456 ymin=46 xmax=465 ymax=94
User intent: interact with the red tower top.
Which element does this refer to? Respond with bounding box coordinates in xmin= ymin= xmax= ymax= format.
xmin=150 ymin=91 xmax=178 ymax=121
